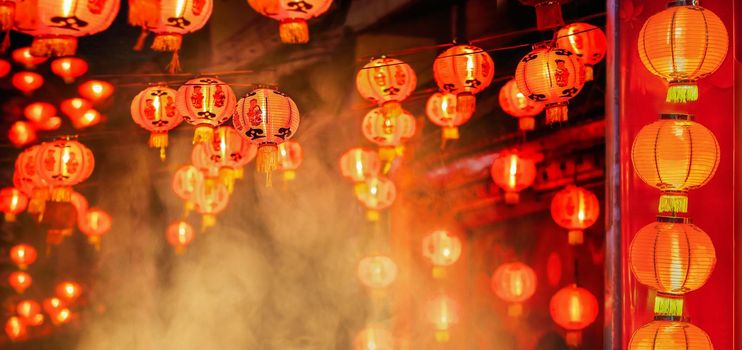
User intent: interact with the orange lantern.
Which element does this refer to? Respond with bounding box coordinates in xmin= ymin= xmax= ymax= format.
xmin=233 ymin=88 xmax=301 ymax=185
xmin=166 ymin=220 xmax=195 ymax=254
xmin=629 ymin=217 xmax=715 ymax=295
xmin=628 ymin=320 xmax=713 ymax=350
xmin=426 ymin=294 xmax=459 ymax=343
xmin=50 ymin=308 xmax=72 ymax=325
xmin=277 ymin=140 xmax=303 ymax=182
xmin=191 ymin=142 xmax=220 ymax=181
xmin=518 ymin=0 xmax=569 ymax=30
xmin=339 ymin=147 xmax=382 ymax=184
xmin=78 ymin=80 xmax=114 ymax=103
xmin=69 ymin=190 xmax=88 ymax=223
xmin=203 ymin=126 xmax=258 ymax=192
xmin=422 ymin=229 xmax=462 ymax=278
xmin=192 ymin=182 xmax=229 ymax=230
xmin=12 ymin=72 xmax=44 ymax=95
xmin=14 ymin=0 xmax=120 ymax=57
xmin=353 ymin=327 xmax=394 ymax=350
xmin=551 ymin=185 xmax=600 ymax=245
xmin=4 ymin=316 xmax=27 ymax=342
xmin=14 ymin=145 xmax=49 ymax=214
xmin=549 ymin=284 xmax=599 ymax=347
xmin=78 ymin=208 xmax=112 ymax=248
xmin=36 ymin=137 xmax=95 ymax=202
xmin=24 ymin=101 xmax=57 ymax=126
xmin=361 ymin=107 xmax=416 ymax=163
xmin=8 ymin=121 xmax=37 ymax=147
xmin=55 ymin=281 xmax=82 ymax=303
xmin=60 ymin=97 xmax=93 ymax=119
xmin=356 ymin=57 xmax=417 ymax=119
xmin=172 ymin=164 xmax=204 ymax=214
xmin=9 ymin=271 xmax=32 ymax=294
xmin=11 ymin=47 xmax=48 ymax=69
xmin=10 ymin=244 xmax=37 ymax=270
xmin=132 ymin=85 xmax=184 ymax=160
xmin=16 ymin=300 xmax=42 ymax=325
xmin=490 ymin=151 xmax=537 ymax=205
xmin=42 ymin=297 xmax=64 ymax=316
xmin=0 ymin=187 xmax=29 ymax=221
xmin=425 ymin=92 xmax=473 ymax=141
xmin=556 ymin=22 xmax=607 ymax=81
xmin=246 ymin=0 xmax=332 ymax=44
xmin=515 ymin=43 xmax=585 ymax=124
xmin=433 ymin=44 xmax=494 ymax=115
xmin=0 ymin=58 xmax=10 ymax=77
xmin=638 ymin=2 xmax=728 ymax=103
xmin=631 ymin=114 xmax=719 ymax=214
xmin=357 ymin=255 xmax=398 ymax=289
xmin=498 ymin=79 xmax=544 ymax=131
xmin=71 ymin=109 xmax=103 ymax=129
xmin=491 ymin=262 xmax=538 ymax=317
xmin=38 ymin=116 xmax=63 ymax=131
xmin=175 ymin=77 xmax=236 ymax=144
xmin=50 ymin=57 xmax=88 ymax=83
xmin=353 ymin=176 xmax=396 ymax=221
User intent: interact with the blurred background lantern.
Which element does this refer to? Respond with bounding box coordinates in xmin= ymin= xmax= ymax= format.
xmin=498 ymin=79 xmax=544 ymax=131
xmin=14 ymin=0 xmax=120 ymax=56
xmin=132 ymin=85 xmax=184 ymax=160
xmin=71 ymin=108 xmax=103 ymax=130
xmin=339 ymin=147 xmax=382 ymax=185
xmin=628 ymin=320 xmax=713 ymax=350
xmin=37 ymin=116 xmax=63 ymax=131
xmin=176 ymin=77 xmax=235 ymax=144
xmin=5 ymin=316 xmax=27 ymax=342
xmin=11 ymin=47 xmax=48 ymax=69
xmin=172 ymin=165 xmax=204 ymax=216
xmin=637 ymin=2 xmax=728 ymax=103
xmin=0 ymin=58 xmax=10 ymax=77
xmin=426 ymin=294 xmax=459 ymax=343
xmin=631 ymin=114 xmax=719 ymax=214
xmin=78 ymin=208 xmax=112 ymax=248
xmin=357 ymin=255 xmax=398 ymax=290
xmin=24 ymin=102 xmax=57 ymax=127
xmin=276 ymin=140 xmax=303 ymax=182
xmin=353 ymin=176 xmax=396 ymax=221
xmin=556 ymin=22 xmax=607 ymax=81
xmin=78 ymin=80 xmax=115 ymax=104
xmin=353 ymin=327 xmax=394 ymax=350
xmin=192 ymin=182 xmax=229 ymax=230
xmin=36 ymin=137 xmax=95 ymax=202
xmin=422 ymin=229 xmax=462 ymax=278
xmin=60 ymin=98 xmax=93 ymax=119
xmin=549 ymin=284 xmax=598 ymax=347
xmin=356 ymin=57 xmax=417 ymax=119
xmin=490 ymin=150 xmax=537 ymax=205
xmin=10 ymin=244 xmax=37 ymax=270
xmin=246 ymin=0 xmax=333 ymax=44
xmin=50 ymin=57 xmax=88 ymax=83
xmin=550 ymin=185 xmax=600 ymax=245
xmin=50 ymin=308 xmax=72 ymax=325
xmin=233 ymin=88 xmax=300 ymax=186
xmin=14 ymin=145 xmax=49 ymax=214
xmin=12 ymin=72 xmax=44 ymax=95
xmin=515 ymin=43 xmax=585 ymax=124
xmin=204 ymin=126 xmax=257 ymax=192
xmin=191 ymin=142 xmax=221 ymax=182
xmin=9 ymin=271 xmax=32 ymax=294
xmin=426 ymin=92 xmax=473 ymax=142
xmin=16 ymin=300 xmax=42 ymax=325
xmin=361 ymin=107 xmax=416 ymax=165
xmin=166 ymin=220 xmax=195 ymax=254
xmin=8 ymin=121 xmax=37 ymax=147
xmin=433 ymin=44 xmax=494 ymax=115
xmin=629 ymin=217 xmax=715 ymax=295
xmin=43 ymin=297 xmax=65 ymax=317
xmin=69 ymin=190 xmax=89 ymax=225
xmin=55 ymin=281 xmax=82 ymax=303
xmin=0 ymin=187 xmax=29 ymax=221
xmin=518 ymin=0 xmax=570 ymax=30
xmin=491 ymin=262 xmax=537 ymax=317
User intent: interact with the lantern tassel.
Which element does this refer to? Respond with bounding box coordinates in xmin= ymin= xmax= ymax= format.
xmin=654 ymin=294 xmax=684 ymax=318
xmin=4 ymin=213 xmax=16 ymax=222
xmin=183 ymin=201 xmax=194 ymax=218
xmin=192 ymin=126 xmax=214 ymax=144
xmin=658 ymin=193 xmax=688 ymax=214
xmin=282 ymin=170 xmax=296 ymax=182
xmin=1 ymin=30 xmax=9 ymax=54
xmin=456 ymin=93 xmax=476 ymax=116
xmin=442 ymin=126 xmax=459 ymax=141
xmin=202 ymin=214 xmax=216 ymax=231
xmin=432 ymin=266 xmax=446 ymax=279
xmin=585 ymin=65 xmax=594 ymax=82
xmin=219 ymin=168 xmax=236 ymax=193
xmin=31 ymin=36 xmax=77 ymax=57
xmin=167 ymin=50 xmax=181 ymax=74
xmin=278 ymin=18 xmax=309 ymax=44
xmin=0 ymin=2 xmax=13 ymax=32
xmin=133 ymin=28 xmax=149 ymax=51
xmin=256 ymin=144 xmax=279 ymax=188
xmin=149 ymin=132 xmax=168 ymax=161
xmin=49 ymin=187 xmax=72 ymax=203
xmin=666 ymin=82 xmax=698 ymax=103
xmin=366 ymin=210 xmax=379 ymax=222
xmin=434 ymin=330 xmax=450 ymax=343
xmin=545 ymin=103 xmax=568 ymax=124
xmin=568 ymin=230 xmax=584 ymax=245
xmin=519 ymin=117 xmax=535 ymax=131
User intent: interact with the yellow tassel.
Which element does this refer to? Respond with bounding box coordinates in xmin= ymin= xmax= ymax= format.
xmin=183 ymin=201 xmax=194 ymax=218
xmin=545 ymin=103 xmax=568 ymax=124
xmin=654 ymin=294 xmax=684 ymax=318
xmin=219 ymin=168 xmax=236 ymax=193
xmin=568 ymin=230 xmax=584 ymax=245
xmin=88 ymin=236 xmax=101 ymax=251
xmin=504 ymin=192 xmax=520 ymax=205
xmin=507 ymin=303 xmax=523 ymax=317
xmin=151 ymin=33 xmax=182 ymax=52
xmin=434 ymin=330 xmax=450 ymax=343
xmin=28 ymin=188 xmax=48 ymax=215
xmin=202 ymin=214 xmax=216 ymax=231
xmin=282 ymin=170 xmax=296 ymax=182
xmin=432 ymin=266 xmax=446 ymax=279
xmin=234 ymin=167 xmax=244 ymax=180
xmin=366 ymin=210 xmax=379 ymax=222
xmin=442 ymin=127 xmax=459 ymax=140
xmin=381 ymin=101 xmax=402 ymax=119
xmin=149 ymin=132 xmax=168 ymax=161
xmin=30 ymin=36 xmax=77 ymax=57
xmin=585 ymin=65 xmax=594 ymax=82
xmin=133 ymin=28 xmax=148 ymax=51
xmin=4 ymin=213 xmax=16 ymax=222
xmin=666 ymin=82 xmax=699 ymax=103
xmin=456 ymin=93 xmax=476 ymax=116
xmin=174 ymin=246 xmax=186 ymax=255
xmin=256 ymin=144 xmax=279 ymax=188
xmin=659 ymin=193 xmax=688 ymax=214
xmin=518 ymin=117 xmax=535 ymax=131
xmin=192 ymin=126 xmax=214 ymax=144
xmin=49 ymin=187 xmax=72 ymax=202
xmin=278 ymin=18 xmax=309 ymax=44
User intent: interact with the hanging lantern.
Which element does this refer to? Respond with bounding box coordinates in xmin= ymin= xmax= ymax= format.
xmin=60 ymin=97 xmax=93 ymax=119
xmin=10 ymin=244 xmax=37 ymax=270
xmin=35 ymin=137 xmax=95 ymax=202
xmin=8 ymin=121 xmax=37 ymax=147
xmin=425 ymin=92 xmax=473 ymax=141
xmin=556 ymin=22 xmax=607 ymax=81
xmin=16 ymin=300 xmax=42 ymax=325
xmin=246 ymin=0 xmax=332 ymax=44
xmin=433 ymin=44 xmax=494 ymax=115
xmin=357 ymin=255 xmax=398 ymax=289
xmin=39 ymin=116 xmax=63 ymax=131
xmin=490 ymin=151 xmax=537 ymax=205
xmin=628 ymin=320 xmax=713 ymax=350
xmin=166 ymin=220 xmax=195 ymax=254
xmin=518 ymin=0 xmax=569 ymax=30
xmin=55 ymin=281 xmax=82 ymax=303
xmin=70 ymin=108 xmax=102 ymax=129
xmin=550 ymin=185 xmax=600 ymax=245
xmin=4 ymin=316 xmax=27 ymax=342
xmin=24 ymin=101 xmax=57 ymax=126
xmin=11 ymin=47 xmax=48 ymax=69
xmin=69 ymin=190 xmax=88 ymax=222
xmin=422 ymin=229 xmax=462 ymax=279
xmin=78 ymin=80 xmax=114 ymax=104
xmin=192 ymin=182 xmax=229 ymax=230
xmin=353 ymin=327 xmax=394 ymax=350
xmin=515 ymin=43 xmax=585 ymax=124
xmin=0 ymin=187 xmax=29 ymax=221
xmin=9 ymin=271 xmax=32 ymax=294
xmin=42 ymin=297 xmax=65 ymax=316
xmin=361 ymin=107 xmax=416 ymax=164
xmin=14 ymin=145 xmax=49 ymax=214
xmin=50 ymin=308 xmax=72 ymax=325
xmin=175 ymin=77 xmax=236 ymax=144
xmin=50 ymin=57 xmax=88 ymax=83
xmin=491 ymin=262 xmax=538 ymax=317
xmin=632 ymin=114 xmax=719 ymax=214
xmin=356 ymin=57 xmax=417 ymax=119
xmin=426 ymin=294 xmax=459 ymax=343
xmin=277 ymin=140 xmax=303 ymax=182
xmin=132 ymin=85 xmax=184 ymax=160
xmin=203 ymin=126 xmax=258 ymax=192
xmin=339 ymin=147 xmax=382 ymax=185
xmin=172 ymin=164 xmax=204 ymax=215
xmin=549 ymin=284 xmax=599 ymax=347
xmin=12 ymin=72 xmax=44 ymax=95
xmin=233 ymin=88 xmax=301 ymax=186
xmin=0 ymin=58 xmax=9 ymax=77
xmin=498 ymin=79 xmax=544 ymax=131
xmin=637 ymin=2 xmax=728 ymax=103
xmin=78 ymin=208 xmax=112 ymax=248
xmin=629 ymin=217 xmax=715 ymax=295
xmin=353 ymin=176 xmax=396 ymax=221
xmin=14 ymin=0 xmax=120 ymax=57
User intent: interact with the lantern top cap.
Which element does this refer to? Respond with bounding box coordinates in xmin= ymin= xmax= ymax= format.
xmin=54 ymin=135 xmax=79 ymax=141
xmin=667 ymin=0 xmax=699 ymax=8
xmin=659 ymin=113 xmax=694 ymax=121
xmin=656 ymin=215 xmax=691 ymax=224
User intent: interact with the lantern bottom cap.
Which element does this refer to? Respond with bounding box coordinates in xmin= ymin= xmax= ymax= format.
xmin=381 ymin=101 xmax=402 ymax=119
xmin=31 ymin=36 xmax=77 ymax=57
xmin=365 ymin=210 xmax=379 ymax=222
xmin=4 ymin=213 xmax=15 ymax=222
xmin=279 ymin=19 xmax=309 ymax=44
xmin=565 ymin=331 xmax=582 ymax=347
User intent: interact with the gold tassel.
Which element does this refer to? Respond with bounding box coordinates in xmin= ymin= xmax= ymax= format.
xmin=666 ymin=82 xmax=698 ymax=103
xmin=654 ymin=294 xmax=684 ymax=318
xmin=568 ymin=230 xmax=584 ymax=245
xmin=278 ymin=18 xmax=309 ymax=44
xmin=49 ymin=187 xmax=72 ymax=202
xmin=167 ymin=50 xmax=181 ymax=74
xmin=256 ymin=144 xmax=279 ymax=188
xmin=585 ymin=65 xmax=594 ymax=82
xmin=432 ymin=266 xmax=446 ymax=279
xmin=192 ymin=126 xmax=214 ymax=144
xmin=219 ymin=168 xmax=236 ymax=193
xmin=133 ymin=28 xmax=149 ymax=51
xmin=149 ymin=132 xmax=168 ymax=161
xmin=88 ymin=236 xmax=101 ymax=251
xmin=31 ymin=36 xmax=77 ymax=57
xmin=442 ymin=127 xmax=459 ymax=140
xmin=183 ymin=201 xmax=194 ymax=218
xmin=201 ymin=214 xmax=216 ymax=231
xmin=658 ymin=193 xmax=688 ymax=214
xmin=234 ymin=167 xmax=244 ymax=180
xmin=378 ymin=147 xmax=397 ymax=174
xmin=366 ymin=210 xmax=379 ymax=222
xmin=518 ymin=117 xmax=535 ymax=131
xmin=545 ymin=103 xmax=568 ymax=124
xmin=434 ymin=330 xmax=450 ymax=343
xmin=282 ymin=170 xmax=296 ymax=182
xmin=456 ymin=93 xmax=476 ymax=116
xmin=151 ymin=34 xmax=182 ymax=52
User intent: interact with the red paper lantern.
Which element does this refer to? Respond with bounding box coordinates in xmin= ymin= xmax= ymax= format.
xmin=491 ymin=262 xmax=537 ymax=317
xmin=556 ymin=22 xmax=607 ymax=81
xmin=550 ymin=185 xmax=600 ymax=245
xmin=24 ymin=101 xmax=57 ymax=126
xmin=175 ymin=77 xmax=235 ymax=144
xmin=132 ymin=85 xmax=184 ymax=159
xmin=357 ymin=255 xmax=398 ymax=289
xmin=433 ymin=44 xmax=494 ymax=115
xmin=166 ymin=220 xmax=195 ymax=254
xmin=4 ymin=316 xmax=27 ymax=342
xmin=12 ymin=72 xmax=44 ymax=95
xmin=9 ymin=271 xmax=32 ymax=294
xmin=233 ymin=88 xmax=301 ymax=185
xmin=191 ymin=142 xmax=220 ymax=180
xmin=16 ymin=300 xmax=42 ymax=325
xmin=339 ymin=147 xmax=382 ymax=184
xmin=78 ymin=80 xmax=114 ymax=103
xmin=36 ymin=137 xmax=95 ymax=202
xmin=247 ymin=0 xmax=332 ymax=44
xmin=203 ymin=126 xmax=258 ymax=192
xmin=426 ymin=294 xmax=459 ymax=343
xmin=55 ymin=281 xmax=82 ymax=303
xmin=172 ymin=164 xmax=204 ymax=214
xmin=50 ymin=57 xmax=88 ymax=83
xmin=50 ymin=308 xmax=72 ymax=325
xmin=422 ymin=229 xmax=462 ymax=278
xmin=60 ymin=97 xmax=93 ymax=119
xmin=14 ymin=145 xmax=49 ymax=214
xmin=499 ymin=79 xmax=544 ymax=131
xmin=356 ymin=57 xmax=417 ymax=119
xmin=354 ymin=176 xmax=396 ymax=221
xmin=8 ymin=121 xmax=37 ymax=147
xmin=518 ymin=0 xmax=570 ymax=31
xmin=42 ymin=297 xmax=65 ymax=316
xmin=78 ymin=208 xmax=111 ymax=247
xmin=628 ymin=320 xmax=713 ymax=350
xmin=14 ymin=0 xmax=120 ymax=56
xmin=425 ymin=92 xmax=473 ymax=141
xmin=361 ymin=107 xmax=416 ymax=163
xmin=192 ymin=182 xmax=229 ymax=230
xmin=0 ymin=187 xmax=29 ymax=221
xmin=549 ymin=284 xmax=599 ymax=347
xmin=490 ymin=150 xmax=537 ymax=205
xmin=515 ymin=43 xmax=585 ymax=124
xmin=0 ymin=59 xmax=10 ymax=77
xmin=10 ymin=244 xmax=37 ymax=270
xmin=40 ymin=116 xmax=63 ymax=131
xmin=11 ymin=47 xmax=48 ymax=69
xmin=277 ymin=140 xmax=303 ymax=182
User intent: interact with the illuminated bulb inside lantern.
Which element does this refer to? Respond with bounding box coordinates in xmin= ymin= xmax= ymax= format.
xmin=577 ymin=193 xmax=585 ymax=224
xmin=62 ymin=0 xmax=74 ymax=18
xmin=442 ymin=247 xmax=451 ymax=257
xmin=354 ymin=152 xmax=364 ymax=178
xmin=569 ymin=294 xmax=582 ymax=322
xmin=670 ymin=238 xmax=682 ymax=290
xmin=153 ymin=95 xmax=162 ymax=121
xmin=61 ymin=61 xmax=71 ymax=71
xmin=178 ymin=222 xmax=189 ymax=244
xmin=92 ymin=83 xmax=103 ymax=94
xmin=508 ymin=154 xmax=518 ymax=189
xmin=175 ymin=0 xmax=186 ymax=18
xmin=465 ymin=53 xmax=475 ymax=80
xmin=220 ymin=128 xmax=227 ymax=161
xmin=72 ymin=99 xmax=83 ymax=108
xmin=24 ymin=75 xmax=34 ymax=84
